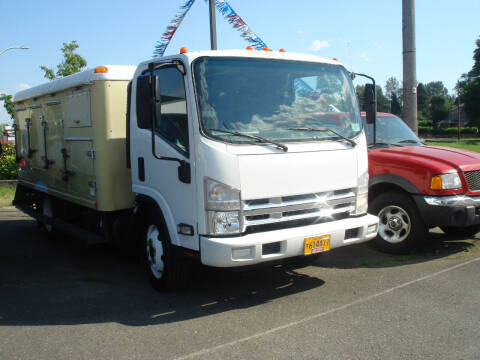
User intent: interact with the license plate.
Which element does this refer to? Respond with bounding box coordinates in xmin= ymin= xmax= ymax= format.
xmin=304 ymin=235 xmax=331 ymax=255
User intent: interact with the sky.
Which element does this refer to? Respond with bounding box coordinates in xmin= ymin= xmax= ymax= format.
xmin=1 ymin=0 xmax=479 ymax=124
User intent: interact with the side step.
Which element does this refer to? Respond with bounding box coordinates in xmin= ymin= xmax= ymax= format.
xmin=14 ymin=203 xmax=108 ymax=245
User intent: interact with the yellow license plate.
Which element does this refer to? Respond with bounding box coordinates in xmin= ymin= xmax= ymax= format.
xmin=304 ymin=235 xmax=331 ymax=255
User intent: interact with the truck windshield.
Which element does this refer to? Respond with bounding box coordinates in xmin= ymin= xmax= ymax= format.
xmin=193 ymin=57 xmax=362 ymax=144
xmin=362 ymin=115 xmax=422 ymax=146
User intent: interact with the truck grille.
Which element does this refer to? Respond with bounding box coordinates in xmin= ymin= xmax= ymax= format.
xmin=465 ymin=170 xmax=480 ymax=191
xmin=241 ymin=189 xmax=355 ymax=233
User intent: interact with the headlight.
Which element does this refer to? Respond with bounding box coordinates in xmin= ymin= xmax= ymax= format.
xmin=205 ymin=178 xmax=241 ymax=234
xmin=430 ymin=173 xmax=462 ymax=190
xmin=353 ymin=171 xmax=369 ymax=215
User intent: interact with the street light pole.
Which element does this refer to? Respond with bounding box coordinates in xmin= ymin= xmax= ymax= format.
xmin=0 ymin=46 xmax=29 ymax=56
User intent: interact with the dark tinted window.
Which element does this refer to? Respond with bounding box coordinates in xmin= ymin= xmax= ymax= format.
xmin=154 ymin=67 xmax=189 ymax=154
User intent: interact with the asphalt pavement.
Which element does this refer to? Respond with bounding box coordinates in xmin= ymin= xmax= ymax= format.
xmin=1 ymin=206 xmax=479 ymax=360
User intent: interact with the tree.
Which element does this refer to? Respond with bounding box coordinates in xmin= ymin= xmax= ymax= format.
xmin=0 ymin=94 xmax=15 ymax=122
xmin=385 ymin=77 xmax=403 ymax=115
xmin=40 ymin=40 xmax=87 ymax=81
xmin=458 ymin=36 xmax=480 ymax=125
xmin=425 ymin=81 xmax=448 ymax=98
xmin=430 ymin=95 xmax=451 ymax=123
xmin=417 ymin=82 xmax=429 ymax=118
xmin=355 ymin=85 xmax=389 ymax=113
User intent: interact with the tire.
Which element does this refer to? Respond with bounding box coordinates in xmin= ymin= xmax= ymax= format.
xmin=143 ymin=212 xmax=189 ymax=291
xmin=440 ymin=225 xmax=480 ymax=238
xmin=369 ymin=191 xmax=427 ymax=253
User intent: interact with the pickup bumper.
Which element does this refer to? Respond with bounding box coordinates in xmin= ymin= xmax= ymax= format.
xmin=200 ymin=214 xmax=378 ymax=267
xmin=413 ymin=194 xmax=480 ymax=228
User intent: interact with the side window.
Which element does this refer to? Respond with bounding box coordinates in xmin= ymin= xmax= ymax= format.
xmin=154 ymin=67 xmax=189 ymax=155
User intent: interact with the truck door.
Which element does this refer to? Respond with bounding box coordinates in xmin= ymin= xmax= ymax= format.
xmin=133 ymin=63 xmax=197 ymax=251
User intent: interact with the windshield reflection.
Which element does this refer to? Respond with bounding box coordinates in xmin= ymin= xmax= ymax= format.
xmin=363 ymin=115 xmax=422 ymax=146
xmin=193 ymin=57 xmax=362 ymax=143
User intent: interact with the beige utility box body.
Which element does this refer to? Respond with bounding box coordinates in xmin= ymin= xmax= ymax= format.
xmin=14 ymin=66 xmax=136 ymax=212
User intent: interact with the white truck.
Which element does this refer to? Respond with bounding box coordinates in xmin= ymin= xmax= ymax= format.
xmin=13 ymin=49 xmax=378 ymax=290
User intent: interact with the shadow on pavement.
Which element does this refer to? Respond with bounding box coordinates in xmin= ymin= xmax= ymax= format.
xmin=315 ymin=228 xmax=479 ymax=269
xmin=0 ymin=215 xmax=324 ymax=327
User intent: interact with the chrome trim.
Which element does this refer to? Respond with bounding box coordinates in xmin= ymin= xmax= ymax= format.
xmin=424 ymin=195 xmax=480 ymax=207
xmin=241 ymin=189 xmax=356 ymax=231
xmin=44 ymin=100 xmax=61 ymax=106
xmin=64 ymin=137 xmax=93 ymax=141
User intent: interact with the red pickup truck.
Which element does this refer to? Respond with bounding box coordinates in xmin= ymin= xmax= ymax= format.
xmin=363 ymin=112 xmax=480 ymax=253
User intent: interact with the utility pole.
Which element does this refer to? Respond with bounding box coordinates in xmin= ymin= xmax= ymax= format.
xmin=402 ymin=0 xmax=417 ymax=134
xmin=209 ymin=0 xmax=217 ymax=50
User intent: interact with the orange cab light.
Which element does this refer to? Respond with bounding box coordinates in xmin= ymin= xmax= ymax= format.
xmin=332 ymin=58 xmax=339 ymax=62
xmin=279 ymin=48 xmax=286 ymax=52
xmin=263 ymin=46 xmax=270 ymax=51
xmin=430 ymin=176 xmax=443 ymax=190
xmin=246 ymin=46 xmax=254 ymax=50
xmin=94 ymin=66 xmax=108 ymax=73
xmin=180 ymin=47 xmax=188 ymax=54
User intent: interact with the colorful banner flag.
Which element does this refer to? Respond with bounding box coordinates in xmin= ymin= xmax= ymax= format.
xmin=154 ymin=0 xmax=197 ymax=57
xmin=214 ymin=0 xmax=267 ymax=50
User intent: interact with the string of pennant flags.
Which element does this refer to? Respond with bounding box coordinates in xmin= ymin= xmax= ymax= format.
xmin=154 ymin=0 xmax=268 ymax=57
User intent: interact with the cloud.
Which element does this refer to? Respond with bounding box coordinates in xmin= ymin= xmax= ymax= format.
xmin=360 ymin=51 xmax=371 ymax=62
xmin=16 ymin=83 xmax=30 ymax=91
xmin=373 ymin=41 xmax=384 ymax=49
xmin=308 ymin=40 xmax=329 ymax=52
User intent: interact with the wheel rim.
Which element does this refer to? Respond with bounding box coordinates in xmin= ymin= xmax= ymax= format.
xmin=377 ymin=205 xmax=411 ymax=244
xmin=146 ymin=224 xmax=164 ymax=279
xmin=43 ymin=198 xmax=53 ymax=232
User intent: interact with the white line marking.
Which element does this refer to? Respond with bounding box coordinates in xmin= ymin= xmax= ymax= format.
xmin=174 ymin=256 xmax=480 ymax=360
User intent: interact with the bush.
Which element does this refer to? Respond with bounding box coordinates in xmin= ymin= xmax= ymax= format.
xmin=418 ymin=126 xmax=479 ymax=137
xmin=0 ymin=143 xmax=18 ymax=180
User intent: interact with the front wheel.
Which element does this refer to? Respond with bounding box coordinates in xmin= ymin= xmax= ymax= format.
xmin=369 ymin=191 xmax=427 ymax=253
xmin=143 ymin=215 xmax=189 ymax=291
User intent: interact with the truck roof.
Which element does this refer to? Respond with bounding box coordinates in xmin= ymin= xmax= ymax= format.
xmin=14 ymin=65 xmax=136 ymax=103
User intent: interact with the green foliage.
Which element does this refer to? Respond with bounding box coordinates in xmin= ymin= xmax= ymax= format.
xmin=0 ymin=93 xmax=15 ymax=121
xmin=418 ymin=119 xmax=433 ymax=127
xmin=0 ymin=143 xmax=17 ymax=180
xmin=430 ymin=95 xmax=452 ymax=123
xmin=457 ymin=37 xmax=480 ymax=126
xmin=418 ymin=126 xmax=478 ymax=136
xmin=40 ymin=40 xmax=87 ymax=81
xmin=355 ymin=84 xmax=389 ymax=113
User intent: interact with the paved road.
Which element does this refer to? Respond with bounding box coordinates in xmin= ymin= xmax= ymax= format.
xmin=1 ymin=206 xmax=479 ymax=360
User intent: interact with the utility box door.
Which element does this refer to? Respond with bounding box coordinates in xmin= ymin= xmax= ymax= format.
xmin=64 ymin=140 xmax=96 ymax=202
xmin=65 ymin=89 xmax=91 ymax=128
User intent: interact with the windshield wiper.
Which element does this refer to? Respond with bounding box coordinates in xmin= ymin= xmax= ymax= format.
xmin=368 ymin=142 xmax=396 ymax=148
xmin=208 ymin=129 xmax=288 ymax=152
xmin=287 ymin=127 xmax=356 ymax=147
xmin=398 ymin=139 xmax=419 ymax=144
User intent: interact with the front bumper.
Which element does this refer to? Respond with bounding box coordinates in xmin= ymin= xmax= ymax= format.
xmin=200 ymin=213 xmax=378 ymax=267
xmin=414 ymin=194 xmax=480 ymax=228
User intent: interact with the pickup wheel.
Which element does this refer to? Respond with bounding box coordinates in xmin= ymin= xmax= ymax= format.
xmin=440 ymin=225 xmax=480 ymax=238
xmin=369 ymin=191 xmax=427 ymax=253
xmin=143 ymin=214 xmax=189 ymax=291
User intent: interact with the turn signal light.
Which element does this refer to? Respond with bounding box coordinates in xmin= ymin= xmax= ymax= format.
xmin=94 ymin=66 xmax=108 ymax=73
xmin=430 ymin=176 xmax=443 ymax=190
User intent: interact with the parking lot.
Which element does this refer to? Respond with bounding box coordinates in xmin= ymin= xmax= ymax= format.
xmin=1 ymin=206 xmax=480 ymax=360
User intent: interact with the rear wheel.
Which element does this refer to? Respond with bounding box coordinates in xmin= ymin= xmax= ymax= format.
xmin=369 ymin=191 xmax=427 ymax=253
xmin=143 ymin=213 xmax=189 ymax=291
xmin=440 ymin=225 xmax=480 ymax=238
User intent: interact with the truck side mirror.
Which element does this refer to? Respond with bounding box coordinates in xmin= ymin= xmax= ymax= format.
xmin=136 ymin=75 xmax=153 ymax=129
xmin=364 ymin=83 xmax=376 ymax=124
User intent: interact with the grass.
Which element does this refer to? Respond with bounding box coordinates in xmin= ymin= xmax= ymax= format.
xmin=0 ymin=183 xmax=15 ymax=207
xmin=426 ymin=139 xmax=480 ymax=152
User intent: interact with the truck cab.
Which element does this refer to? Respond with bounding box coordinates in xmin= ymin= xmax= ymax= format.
xmin=130 ymin=50 xmax=378 ymax=288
